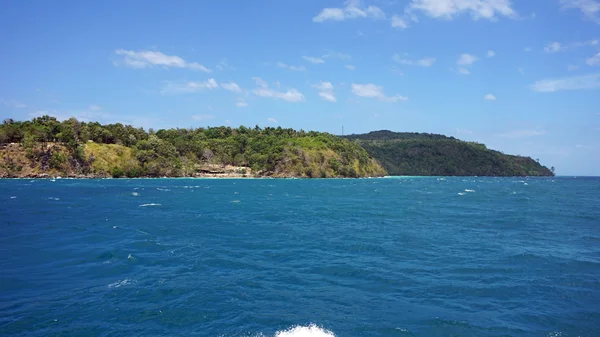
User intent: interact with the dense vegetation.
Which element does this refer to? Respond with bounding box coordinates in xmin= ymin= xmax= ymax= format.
xmin=345 ymin=130 xmax=554 ymax=176
xmin=0 ymin=116 xmax=385 ymax=178
xmin=0 ymin=118 xmax=554 ymax=178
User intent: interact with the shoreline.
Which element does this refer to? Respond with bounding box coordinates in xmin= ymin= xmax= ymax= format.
xmin=0 ymin=175 xmax=564 ymax=180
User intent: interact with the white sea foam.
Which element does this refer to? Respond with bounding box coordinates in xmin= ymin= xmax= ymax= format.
xmin=131 ymin=192 xmax=139 ymax=196
xmin=47 ymin=197 xmax=60 ymax=200
xmin=458 ymin=192 xmax=466 ymax=196
xmin=139 ymin=203 xmax=161 ymax=207
xmin=108 ymin=278 xmax=134 ymax=289
xmin=464 ymin=189 xmax=475 ymax=193
xmin=157 ymin=188 xmax=170 ymax=191
xmin=10 ymin=196 xmax=16 ymax=199
xmin=275 ymin=325 xmax=335 ymax=337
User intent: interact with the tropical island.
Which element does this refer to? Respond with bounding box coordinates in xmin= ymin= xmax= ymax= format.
xmin=0 ymin=116 xmax=553 ymax=178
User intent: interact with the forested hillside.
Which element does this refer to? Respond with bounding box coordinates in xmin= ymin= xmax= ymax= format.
xmin=0 ymin=118 xmax=555 ymax=178
xmin=0 ymin=116 xmax=385 ymax=178
xmin=345 ymin=130 xmax=554 ymax=176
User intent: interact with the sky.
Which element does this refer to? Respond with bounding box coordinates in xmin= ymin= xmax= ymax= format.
xmin=0 ymin=0 xmax=599 ymax=175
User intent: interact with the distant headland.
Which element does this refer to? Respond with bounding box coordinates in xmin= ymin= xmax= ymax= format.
xmin=0 ymin=116 xmax=553 ymax=178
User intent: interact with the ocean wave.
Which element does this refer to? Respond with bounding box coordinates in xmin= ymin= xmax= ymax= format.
xmin=275 ymin=325 xmax=335 ymax=337
xmin=108 ymin=278 xmax=135 ymax=289
xmin=139 ymin=203 xmax=161 ymax=207
xmin=157 ymin=188 xmax=171 ymax=191
xmin=464 ymin=189 xmax=475 ymax=193
xmin=131 ymin=192 xmax=139 ymax=196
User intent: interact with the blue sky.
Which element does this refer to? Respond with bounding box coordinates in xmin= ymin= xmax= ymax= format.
xmin=1 ymin=0 xmax=599 ymax=175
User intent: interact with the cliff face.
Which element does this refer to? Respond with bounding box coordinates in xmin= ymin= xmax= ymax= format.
xmin=345 ymin=131 xmax=554 ymax=177
xmin=0 ymin=143 xmax=87 ymax=178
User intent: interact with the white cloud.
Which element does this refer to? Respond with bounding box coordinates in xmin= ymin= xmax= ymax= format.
xmin=518 ymin=67 xmax=525 ymax=75
xmin=115 ymin=49 xmax=211 ymax=72
xmin=406 ymin=0 xmax=517 ymax=20
xmin=455 ymin=128 xmax=473 ymax=135
xmin=498 ymin=129 xmax=547 ymax=138
xmin=573 ymin=39 xmax=599 ymax=47
xmin=192 ymin=114 xmax=215 ymax=121
xmin=30 ymin=106 xmax=114 ymax=124
xmin=393 ymin=54 xmax=436 ymax=67
xmin=313 ymin=0 xmax=386 ymax=23
xmin=253 ymin=77 xmax=269 ymax=88
xmin=524 ymin=47 xmax=533 ymax=52
xmin=457 ymin=53 xmax=479 ymax=65
xmin=252 ymin=78 xmax=305 ymax=102
xmin=303 ymin=56 xmax=325 ymax=64
xmin=345 ymin=64 xmax=356 ymax=70
xmin=216 ymin=59 xmax=235 ymax=71
xmin=530 ymin=73 xmax=600 ymax=92
xmin=322 ymin=51 xmax=352 ymax=60
xmin=276 ymin=62 xmax=306 ymax=71
xmin=236 ymin=98 xmax=248 ymax=108
xmin=267 ymin=117 xmax=278 ymax=124
xmin=560 ymin=0 xmax=600 ymax=23
xmin=568 ymin=64 xmax=580 ymax=71
xmin=351 ymin=83 xmax=408 ymax=102
xmin=391 ymin=14 xmax=409 ymax=28
xmin=313 ymin=82 xmax=334 ymax=91
xmin=161 ymin=79 xmax=219 ymax=94
xmin=454 ymin=53 xmax=479 ymax=75
xmin=544 ymin=42 xmax=564 ymax=53
xmin=1 ymin=99 xmax=27 ymax=109
xmin=313 ymin=81 xmax=336 ymax=102
xmin=540 ymin=39 xmax=598 ymax=54
xmin=221 ymin=82 xmax=242 ymax=93
xmin=487 ymin=50 xmax=495 ymax=58
xmin=587 ymin=52 xmax=600 ymax=66
xmin=484 ymin=94 xmax=496 ymax=100
xmin=319 ymin=92 xmax=337 ymax=102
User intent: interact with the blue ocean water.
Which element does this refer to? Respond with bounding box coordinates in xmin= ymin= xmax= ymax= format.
xmin=1 ymin=177 xmax=599 ymax=337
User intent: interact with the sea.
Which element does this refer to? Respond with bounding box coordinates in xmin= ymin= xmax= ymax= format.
xmin=1 ymin=177 xmax=599 ymax=337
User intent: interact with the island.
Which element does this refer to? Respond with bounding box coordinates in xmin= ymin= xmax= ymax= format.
xmin=0 ymin=116 xmax=553 ymax=178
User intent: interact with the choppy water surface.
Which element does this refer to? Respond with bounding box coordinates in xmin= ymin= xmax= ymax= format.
xmin=1 ymin=177 xmax=599 ymax=337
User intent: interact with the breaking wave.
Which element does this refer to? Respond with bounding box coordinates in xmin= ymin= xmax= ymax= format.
xmin=274 ymin=325 xmax=335 ymax=337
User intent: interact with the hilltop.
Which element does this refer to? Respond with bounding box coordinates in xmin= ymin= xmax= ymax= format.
xmin=345 ymin=130 xmax=554 ymax=176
